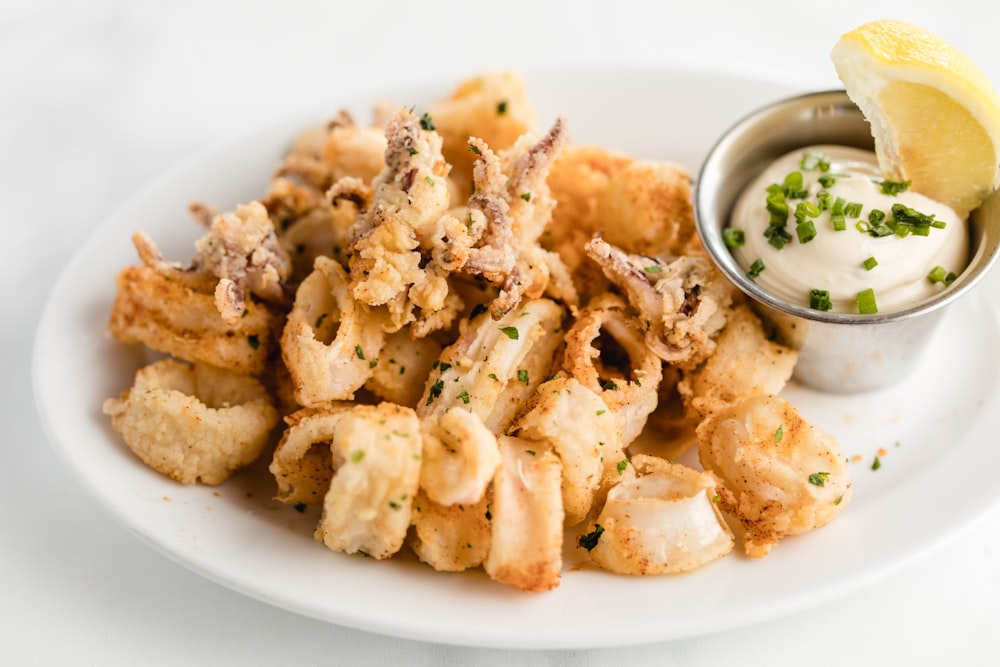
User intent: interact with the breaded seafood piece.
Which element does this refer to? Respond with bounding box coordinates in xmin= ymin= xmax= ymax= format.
xmin=315 ymin=403 xmax=422 ymax=560
xmin=582 ymin=454 xmax=733 ymax=575
xmin=269 ymin=405 xmax=352 ymax=505
xmin=108 ymin=263 xmax=277 ymax=376
xmin=697 ymin=394 xmax=852 ymax=558
xmin=512 ymin=376 xmax=620 ymax=526
xmin=418 ymin=408 xmax=500 ymax=507
xmin=560 ymin=293 xmax=663 ymax=447
xmin=484 ymin=435 xmax=563 ymax=592
xmin=407 ymin=489 xmax=492 ymax=572
xmin=348 ymin=107 xmax=460 ymax=333
xmin=102 ymin=359 xmax=278 ymax=485
xmin=544 ymin=144 xmax=632 ymax=302
xmin=596 ymin=160 xmax=700 ymax=258
xmin=130 ymin=201 xmax=291 ymax=327
xmin=276 ymin=197 xmax=358 ymax=287
xmin=185 ymin=201 xmax=292 ymax=325
xmin=364 ymin=328 xmax=443 ymax=408
xmin=428 ymin=72 xmax=539 ymax=199
xmin=585 ymin=237 xmax=732 ymax=369
xmin=321 ymin=110 xmax=389 ymax=185
xmin=463 ymin=118 xmax=576 ymax=317
xmin=679 ymin=304 xmax=798 ymax=422
xmin=281 ymin=256 xmax=387 ymax=406
xmin=416 ymin=297 xmax=565 ymax=434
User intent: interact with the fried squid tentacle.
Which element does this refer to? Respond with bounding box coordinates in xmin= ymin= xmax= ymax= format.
xmin=347 ymin=108 xmax=457 ymax=333
xmin=462 ymin=118 xmax=578 ymax=318
xmin=585 ymin=237 xmax=732 ymax=369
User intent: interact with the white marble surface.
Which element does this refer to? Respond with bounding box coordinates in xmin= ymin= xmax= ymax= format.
xmin=5 ymin=1 xmax=1000 ymax=664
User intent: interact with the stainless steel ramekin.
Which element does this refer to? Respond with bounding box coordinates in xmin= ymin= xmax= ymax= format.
xmin=695 ymin=89 xmax=1000 ymax=393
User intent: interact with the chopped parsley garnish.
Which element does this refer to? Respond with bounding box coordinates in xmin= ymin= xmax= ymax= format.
xmin=774 ymin=425 xmax=784 ymax=443
xmin=808 ymin=472 xmax=830 ymax=487
xmin=602 ymin=379 xmax=618 ymax=391
xmin=521 ymin=192 xmax=531 ymax=202
xmin=354 ymin=345 xmax=365 ymax=360
xmin=616 ymin=459 xmax=629 ymax=474
xmin=418 ymin=112 xmax=435 ymax=131
xmin=496 ymin=99 xmax=508 ymax=115
xmin=425 ymin=379 xmax=444 ymax=406
xmin=351 ymin=450 xmax=365 ymax=463
xmin=517 ymin=369 xmax=529 ymax=385
xmin=468 ymin=144 xmax=482 ymax=155
xmin=871 ymin=456 xmax=882 ymax=471
xmin=247 ymin=334 xmax=260 ymax=350
xmin=578 ymin=524 xmax=604 ymax=551
xmin=499 ymin=326 xmax=519 ymax=340
xmin=457 ymin=388 xmax=470 ymax=404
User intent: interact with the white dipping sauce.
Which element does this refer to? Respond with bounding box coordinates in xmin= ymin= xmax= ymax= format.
xmin=730 ymin=145 xmax=969 ymax=314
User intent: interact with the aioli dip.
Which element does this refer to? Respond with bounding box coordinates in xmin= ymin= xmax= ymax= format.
xmin=729 ymin=145 xmax=969 ymax=314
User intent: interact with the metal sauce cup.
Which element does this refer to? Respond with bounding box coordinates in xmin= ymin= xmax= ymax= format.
xmin=695 ymin=90 xmax=1000 ymax=393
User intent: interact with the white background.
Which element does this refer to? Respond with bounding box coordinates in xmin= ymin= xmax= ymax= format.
xmin=5 ymin=1 xmax=999 ymax=664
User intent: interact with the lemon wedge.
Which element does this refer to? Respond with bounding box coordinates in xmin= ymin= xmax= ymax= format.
xmin=831 ymin=19 xmax=1000 ymax=219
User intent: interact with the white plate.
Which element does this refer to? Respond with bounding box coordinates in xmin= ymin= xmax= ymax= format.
xmin=32 ymin=66 xmax=1000 ymax=649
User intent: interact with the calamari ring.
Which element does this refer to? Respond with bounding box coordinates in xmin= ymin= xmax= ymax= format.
xmin=102 ymin=358 xmax=278 ymax=485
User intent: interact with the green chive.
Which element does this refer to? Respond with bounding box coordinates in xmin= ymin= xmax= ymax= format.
xmin=747 ymin=258 xmax=765 ymax=280
xmin=796 ymin=219 xmax=817 ymax=243
xmin=878 ymin=179 xmax=911 ymax=196
xmin=863 ymin=256 xmax=879 ymax=271
xmin=723 ymin=228 xmax=745 ymax=247
xmin=809 ymin=289 xmax=832 ymax=311
xmin=856 ymin=288 xmax=878 ymax=314
xmin=843 ymin=201 xmax=862 ymax=218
